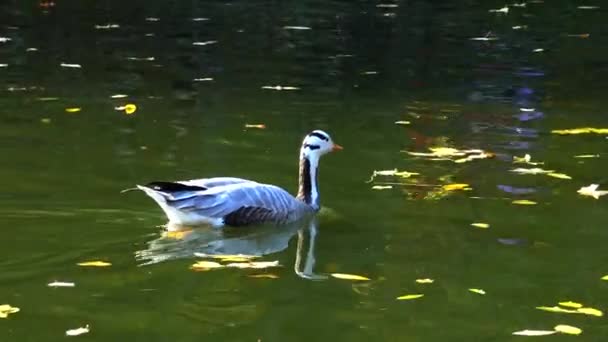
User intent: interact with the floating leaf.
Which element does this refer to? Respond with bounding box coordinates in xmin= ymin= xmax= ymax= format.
xmin=471 ymin=223 xmax=490 ymax=229
xmin=114 ymin=104 xmax=137 ymax=115
xmin=469 ymin=288 xmax=486 ymax=295
xmin=559 ymin=301 xmax=583 ymax=309
xmin=48 ymin=281 xmax=75 ymax=288
xmin=513 ymin=154 xmax=543 ymax=165
xmin=194 ymin=253 xmax=258 ymax=260
xmin=511 ymin=168 xmax=555 ymax=175
xmin=395 ymin=120 xmax=411 ymax=125
xmin=574 ymin=154 xmax=599 ymax=158
xmin=0 ymin=304 xmax=20 ymax=318
xmin=225 ymin=261 xmax=280 ymax=269
xmin=577 ymin=307 xmax=603 ymax=317
xmin=577 ymin=184 xmax=608 ymax=199
xmin=536 ymin=306 xmax=578 ymax=314
xmin=190 ymin=261 xmax=223 ymax=270
xmin=415 ymin=278 xmax=434 ymax=284
xmin=552 ymin=127 xmax=608 ymax=135
xmin=512 ymin=330 xmax=557 ymax=336
xmin=601 ymin=275 xmax=608 ymax=280
xmin=405 ymin=147 xmax=494 ymax=163
xmin=396 ymin=294 xmax=424 ymax=300
xmin=372 ymin=185 xmax=393 ymax=190
xmin=443 ymin=183 xmax=470 ymax=191
xmin=512 ymin=200 xmax=537 ymax=205
xmin=66 ymin=325 xmax=90 ymax=336
xmin=65 ymin=107 xmax=81 ymax=113
xmin=77 ymin=261 xmax=111 ymax=267
xmin=554 ymin=324 xmax=582 ymax=335
xmin=244 ymin=124 xmax=266 ymax=129
xmin=330 ymin=273 xmax=370 ymax=281
xmin=60 ymin=63 xmax=82 ymax=68
xmin=366 ymin=169 xmax=419 ymax=182
xmin=248 ymin=274 xmax=279 ymax=279
xmin=547 ymin=173 xmax=572 ymax=180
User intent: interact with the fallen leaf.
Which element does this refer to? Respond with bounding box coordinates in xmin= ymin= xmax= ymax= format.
xmin=512 ymin=330 xmax=557 ymax=336
xmin=225 ymin=261 xmax=280 ymax=269
xmin=244 ymin=124 xmax=266 ymax=129
xmin=559 ymin=301 xmax=582 ymax=309
xmin=395 ymin=120 xmax=411 ymax=125
xmin=443 ymin=183 xmax=470 ymax=191
xmin=330 ymin=273 xmax=370 ymax=281
xmin=577 ymin=184 xmax=608 ymax=199
xmin=512 ymin=200 xmax=537 ymax=205
xmin=513 ymin=154 xmax=543 ymax=165
xmin=372 ymin=185 xmax=393 ymax=190
xmin=552 ymin=127 xmax=608 ymax=135
xmin=468 ymin=288 xmax=486 ymax=295
xmin=554 ymin=324 xmax=582 ymax=335
xmin=396 ymin=294 xmax=424 ymax=300
xmin=60 ymin=63 xmax=82 ymax=68
xmin=190 ymin=261 xmax=223 ymax=270
xmin=577 ymin=307 xmax=603 ymax=317
xmin=114 ymin=104 xmax=137 ymax=115
xmin=248 ymin=274 xmax=279 ymax=279
xmin=65 ymin=107 xmax=81 ymax=113
xmin=194 ymin=253 xmax=258 ymax=260
xmin=536 ymin=306 xmax=578 ymax=314
xmin=66 ymin=325 xmax=90 ymax=336
xmin=547 ymin=173 xmax=572 ymax=180
xmin=77 ymin=261 xmax=111 ymax=267
xmin=510 ymin=168 xmax=555 ymax=175
xmin=574 ymin=154 xmax=599 ymax=158
xmin=48 ymin=281 xmax=75 ymax=288
xmin=601 ymin=275 xmax=608 ymax=280
xmin=415 ymin=278 xmax=434 ymax=284
xmin=0 ymin=304 xmax=20 ymax=318
xmin=471 ymin=223 xmax=490 ymax=229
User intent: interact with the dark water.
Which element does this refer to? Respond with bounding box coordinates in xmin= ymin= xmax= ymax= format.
xmin=2 ymin=0 xmax=608 ymax=340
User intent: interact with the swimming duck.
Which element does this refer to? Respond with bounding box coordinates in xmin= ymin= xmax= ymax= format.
xmin=136 ymin=130 xmax=342 ymax=227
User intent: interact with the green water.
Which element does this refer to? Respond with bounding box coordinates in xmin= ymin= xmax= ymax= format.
xmin=2 ymin=0 xmax=608 ymax=340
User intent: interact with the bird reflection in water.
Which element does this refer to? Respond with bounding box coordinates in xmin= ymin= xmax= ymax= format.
xmin=135 ymin=217 xmax=326 ymax=280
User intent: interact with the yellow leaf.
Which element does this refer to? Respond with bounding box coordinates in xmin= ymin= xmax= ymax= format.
xmin=372 ymin=185 xmax=393 ymax=190
xmin=65 ymin=325 xmax=90 ymax=336
xmin=547 ymin=173 xmax=572 ymax=180
xmin=65 ymin=107 xmax=81 ymax=113
xmin=330 ymin=273 xmax=370 ymax=281
xmin=536 ymin=306 xmax=578 ymax=314
xmin=415 ymin=278 xmax=434 ymax=284
xmin=396 ymin=294 xmax=424 ymax=300
xmin=190 ymin=261 xmax=223 ymax=270
xmin=512 ymin=200 xmax=537 ymax=205
xmin=217 ymin=256 xmax=255 ymax=262
xmin=577 ymin=307 xmax=603 ymax=317
xmin=0 ymin=304 xmax=19 ymax=318
xmin=225 ymin=261 xmax=280 ymax=269
xmin=244 ymin=124 xmax=266 ymax=129
xmin=194 ymin=253 xmax=258 ymax=260
xmin=248 ymin=274 xmax=279 ymax=279
xmin=40 ymin=118 xmax=51 ymax=124
xmin=552 ymin=127 xmax=608 ymax=135
xmin=394 ymin=171 xmax=419 ymax=178
xmin=469 ymin=288 xmax=486 ymax=295
xmin=554 ymin=324 xmax=582 ymax=335
xmin=512 ymin=330 xmax=557 ymax=336
xmin=394 ymin=120 xmax=411 ymax=125
xmin=511 ymin=167 xmax=555 ymax=175
xmin=124 ymin=103 xmax=137 ymax=115
xmin=559 ymin=301 xmax=582 ymax=308
xmin=601 ymin=275 xmax=608 ymax=280
xmin=77 ymin=261 xmax=111 ymax=267
xmin=471 ymin=222 xmax=490 ymax=229
xmin=577 ymin=184 xmax=608 ymax=199
xmin=443 ymin=183 xmax=470 ymax=191
xmin=574 ymin=154 xmax=599 ymax=158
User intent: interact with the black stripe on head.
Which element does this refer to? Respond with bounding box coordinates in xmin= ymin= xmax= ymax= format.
xmin=309 ymin=132 xmax=329 ymax=141
xmin=304 ymin=143 xmax=321 ymax=150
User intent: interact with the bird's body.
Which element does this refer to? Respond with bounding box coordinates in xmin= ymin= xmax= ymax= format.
xmin=135 ymin=130 xmax=341 ymax=227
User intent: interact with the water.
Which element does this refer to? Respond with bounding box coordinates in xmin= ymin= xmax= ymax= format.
xmin=2 ymin=0 xmax=608 ymax=340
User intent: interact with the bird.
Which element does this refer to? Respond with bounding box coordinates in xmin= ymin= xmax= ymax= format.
xmin=134 ymin=130 xmax=342 ymax=227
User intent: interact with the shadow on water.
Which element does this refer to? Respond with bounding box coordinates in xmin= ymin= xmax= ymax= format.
xmin=136 ymin=217 xmax=327 ymax=280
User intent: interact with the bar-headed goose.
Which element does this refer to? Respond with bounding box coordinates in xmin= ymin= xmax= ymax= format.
xmin=135 ymin=130 xmax=342 ymax=227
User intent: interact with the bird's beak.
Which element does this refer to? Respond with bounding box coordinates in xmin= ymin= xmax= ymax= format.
xmin=331 ymin=143 xmax=344 ymax=152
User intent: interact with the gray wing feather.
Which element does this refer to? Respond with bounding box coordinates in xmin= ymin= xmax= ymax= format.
xmin=169 ymin=182 xmax=305 ymax=222
xmin=180 ymin=177 xmax=255 ymax=188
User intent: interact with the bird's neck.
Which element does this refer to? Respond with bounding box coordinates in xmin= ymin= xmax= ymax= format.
xmin=297 ymin=152 xmax=320 ymax=211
